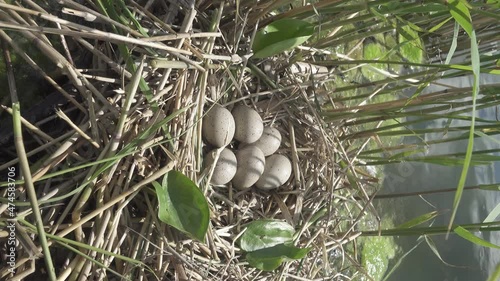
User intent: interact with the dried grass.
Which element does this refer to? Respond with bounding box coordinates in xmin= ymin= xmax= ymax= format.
xmin=0 ymin=1 xmax=376 ymax=280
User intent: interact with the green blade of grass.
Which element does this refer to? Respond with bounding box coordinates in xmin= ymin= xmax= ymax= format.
xmin=479 ymin=184 xmax=500 ymax=191
xmin=396 ymin=211 xmax=438 ymax=229
xmin=115 ymin=0 xmax=149 ymax=37
xmin=447 ymin=0 xmax=481 ymax=234
xmin=382 ymin=239 xmax=423 ymax=281
xmin=448 ymin=0 xmax=473 ymax=36
xmin=358 ymin=221 xmax=500 ymax=237
xmin=2 ymin=40 xmax=56 ymax=281
xmin=56 ymin=242 xmax=132 ymax=280
xmin=454 ymin=226 xmax=500 ymax=249
xmin=18 ymin=218 xmax=156 ymax=279
xmin=95 ymin=0 xmax=156 ymax=104
xmin=483 ymin=203 xmax=500 ymax=223
xmin=448 ymin=50 xmax=480 ymax=228
xmin=487 ymin=263 xmax=500 ymax=281
xmin=445 ymin=21 xmax=460 ymax=65
xmin=424 ymin=235 xmax=462 ymax=267
xmin=0 ymin=105 xmax=190 ymax=208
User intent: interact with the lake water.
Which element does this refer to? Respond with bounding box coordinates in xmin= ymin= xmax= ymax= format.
xmin=378 ymin=74 xmax=500 ymax=281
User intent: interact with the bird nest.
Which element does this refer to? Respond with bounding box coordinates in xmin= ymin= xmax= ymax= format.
xmin=0 ymin=1 xmax=371 ymax=280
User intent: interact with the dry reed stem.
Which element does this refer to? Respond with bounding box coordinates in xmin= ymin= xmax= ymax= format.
xmin=1 ymin=105 xmax=55 ymax=143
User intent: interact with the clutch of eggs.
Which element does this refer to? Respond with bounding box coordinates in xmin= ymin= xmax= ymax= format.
xmin=203 ymin=104 xmax=291 ymax=189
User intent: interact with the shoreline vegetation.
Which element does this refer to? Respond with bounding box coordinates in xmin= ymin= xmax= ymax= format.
xmin=0 ymin=1 xmax=499 ymax=280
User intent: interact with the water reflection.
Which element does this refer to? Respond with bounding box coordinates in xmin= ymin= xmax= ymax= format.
xmin=380 ymin=74 xmax=500 ymax=281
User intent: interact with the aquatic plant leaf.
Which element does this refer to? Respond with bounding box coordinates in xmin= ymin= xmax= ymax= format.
xmin=479 ymin=184 xmax=500 ymax=191
xmin=486 ymin=0 xmax=500 ymax=8
xmin=252 ymin=18 xmax=314 ymax=59
xmin=474 ymin=130 xmax=500 ymax=145
xmin=447 ymin=0 xmax=481 ymax=233
xmin=445 ymin=20 xmax=460 ymax=68
xmin=424 ymin=236 xmax=459 ymax=267
xmin=154 ymin=171 xmax=209 ymax=241
xmin=414 ymin=157 xmax=489 ymax=166
xmin=240 ymin=220 xmax=295 ymax=252
xmin=486 ymin=263 xmax=500 ymax=281
xmin=388 ymin=148 xmax=427 ymax=161
xmin=382 ymin=239 xmax=423 ymax=281
xmin=448 ymin=0 xmax=473 ymax=36
xmin=378 ymin=2 xmax=448 ymax=14
xmin=246 ymin=243 xmax=311 ymax=271
xmin=483 ymin=202 xmax=500 ymax=223
xmin=429 ymin=17 xmax=453 ymax=33
xmin=396 ymin=211 xmax=438 ymax=229
xmin=454 ymin=226 xmax=500 ymax=249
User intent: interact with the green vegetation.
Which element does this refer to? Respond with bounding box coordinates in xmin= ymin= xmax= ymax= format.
xmin=239 ymin=220 xmax=311 ymax=271
xmin=153 ymin=171 xmax=210 ymax=241
xmin=361 ymin=236 xmax=396 ymax=280
xmin=0 ymin=0 xmax=499 ymax=280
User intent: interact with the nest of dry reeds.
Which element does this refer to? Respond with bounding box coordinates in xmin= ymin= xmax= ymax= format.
xmin=0 ymin=1 xmax=373 ymax=280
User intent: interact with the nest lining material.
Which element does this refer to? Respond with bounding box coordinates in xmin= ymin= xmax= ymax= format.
xmin=0 ymin=1 xmax=370 ymax=280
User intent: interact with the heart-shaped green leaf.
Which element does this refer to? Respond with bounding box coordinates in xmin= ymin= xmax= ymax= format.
xmin=153 ymin=171 xmax=209 ymax=241
xmin=240 ymin=220 xmax=295 ymax=252
xmin=246 ymin=243 xmax=311 ymax=271
xmin=252 ymin=18 xmax=314 ymax=59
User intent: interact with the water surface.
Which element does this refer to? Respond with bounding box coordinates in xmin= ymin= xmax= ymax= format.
xmin=380 ymin=74 xmax=500 ymax=281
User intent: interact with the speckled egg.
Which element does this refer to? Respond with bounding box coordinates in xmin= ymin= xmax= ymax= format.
xmin=255 ymin=155 xmax=292 ymax=190
xmin=202 ymin=105 xmax=235 ymax=147
xmin=206 ymin=148 xmax=237 ymax=185
xmin=232 ymin=105 xmax=264 ymax=144
xmin=241 ymin=126 xmax=281 ymax=156
xmin=232 ymin=146 xmax=265 ymax=189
